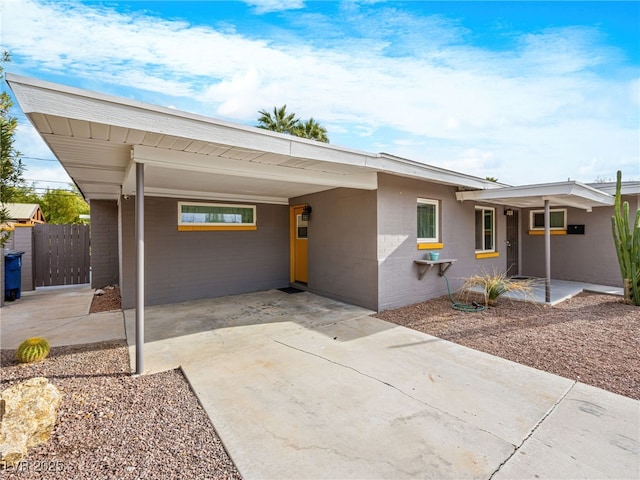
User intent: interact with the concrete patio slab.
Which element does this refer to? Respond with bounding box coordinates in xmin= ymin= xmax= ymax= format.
xmin=483 ymin=278 xmax=624 ymax=305
xmin=123 ymin=290 xmax=377 ymax=373
xmin=1 ymin=285 xmax=125 ymax=349
xmin=124 ymin=290 xmax=639 ymax=479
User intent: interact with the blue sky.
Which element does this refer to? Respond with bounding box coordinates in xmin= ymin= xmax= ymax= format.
xmin=2 ymin=0 xmax=639 ymax=192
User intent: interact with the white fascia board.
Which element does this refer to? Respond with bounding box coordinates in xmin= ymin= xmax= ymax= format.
xmin=587 ymin=182 xmax=640 ymax=195
xmin=7 ymin=74 xmax=376 ymax=166
xmin=368 ymin=153 xmax=505 ymax=190
xmin=8 ymin=77 xmax=290 ymax=155
xmin=127 ymin=145 xmax=378 ymax=195
xmin=456 ymin=181 xmax=614 ymax=210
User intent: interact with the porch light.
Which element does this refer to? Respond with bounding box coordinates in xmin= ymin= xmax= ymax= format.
xmin=504 ymin=208 xmax=514 ymax=216
xmin=302 ymin=204 xmax=312 ymax=221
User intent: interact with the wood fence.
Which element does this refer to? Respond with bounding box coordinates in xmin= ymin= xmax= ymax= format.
xmin=34 ymin=224 xmax=90 ymax=287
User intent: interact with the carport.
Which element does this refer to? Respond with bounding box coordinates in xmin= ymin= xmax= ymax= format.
xmin=7 ymin=73 xmax=496 ymax=374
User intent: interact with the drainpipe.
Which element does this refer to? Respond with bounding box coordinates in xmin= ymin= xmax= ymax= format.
xmin=544 ymin=199 xmax=551 ymax=303
xmin=135 ymin=162 xmax=145 ymax=374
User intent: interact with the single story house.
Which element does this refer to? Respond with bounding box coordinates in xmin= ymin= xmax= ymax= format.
xmin=7 ymin=74 xmax=638 ymax=315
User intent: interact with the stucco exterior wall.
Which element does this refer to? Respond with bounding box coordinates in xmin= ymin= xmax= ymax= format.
xmin=520 ymin=194 xmax=639 ymax=287
xmin=90 ymin=200 xmax=119 ymax=288
xmin=5 ymin=226 xmax=35 ymax=292
xmin=120 ymin=196 xmax=289 ymax=309
xmin=376 ymin=174 xmax=506 ymax=311
xmin=291 ymin=188 xmax=378 ymax=311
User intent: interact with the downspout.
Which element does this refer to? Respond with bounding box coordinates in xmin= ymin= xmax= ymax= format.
xmin=135 ymin=162 xmax=145 ymax=374
xmin=544 ymin=199 xmax=551 ymax=303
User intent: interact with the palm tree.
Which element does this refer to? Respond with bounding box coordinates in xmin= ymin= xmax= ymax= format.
xmin=257 ymin=105 xmax=330 ymax=143
xmin=294 ymin=118 xmax=329 ymax=143
xmin=257 ymin=105 xmax=300 ymax=134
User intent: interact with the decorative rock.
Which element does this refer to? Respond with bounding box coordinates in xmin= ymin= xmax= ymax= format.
xmin=94 ymin=289 xmax=105 ymax=296
xmin=0 ymin=377 xmax=62 ymax=468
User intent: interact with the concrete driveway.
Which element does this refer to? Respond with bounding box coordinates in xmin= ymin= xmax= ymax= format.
xmin=123 ymin=289 xmax=640 ymax=479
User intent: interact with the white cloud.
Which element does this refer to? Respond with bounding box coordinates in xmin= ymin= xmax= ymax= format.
xmin=2 ymin=0 xmax=638 ymax=185
xmin=14 ymin=123 xmax=54 ymax=159
xmin=243 ymin=0 xmax=305 ymax=14
xmin=14 ymin=123 xmax=73 ymax=189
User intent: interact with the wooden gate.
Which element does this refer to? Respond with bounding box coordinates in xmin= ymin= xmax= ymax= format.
xmin=34 ymin=224 xmax=90 ymax=287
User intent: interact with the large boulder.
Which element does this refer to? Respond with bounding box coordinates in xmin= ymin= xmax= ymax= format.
xmin=0 ymin=377 xmax=62 ymax=467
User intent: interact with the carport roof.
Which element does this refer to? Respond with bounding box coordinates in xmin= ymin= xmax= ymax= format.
xmin=7 ymin=73 xmax=500 ymax=204
xmin=455 ymin=181 xmax=615 ymax=211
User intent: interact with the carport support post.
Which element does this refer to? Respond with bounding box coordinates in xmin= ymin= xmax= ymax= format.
xmin=544 ymin=199 xmax=551 ymax=303
xmin=135 ymin=162 xmax=145 ymax=374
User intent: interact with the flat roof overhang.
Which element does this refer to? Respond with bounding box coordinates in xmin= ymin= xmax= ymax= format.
xmin=6 ymin=73 xmax=500 ymax=204
xmin=455 ymin=181 xmax=615 ymax=211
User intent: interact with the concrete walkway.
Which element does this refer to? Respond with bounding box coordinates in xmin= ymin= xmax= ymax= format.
xmin=2 ymin=286 xmax=638 ymax=478
xmin=0 ymin=285 xmax=125 ymax=349
xmin=468 ymin=278 xmax=624 ymax=305
xmin=123 ymin=290 xmax=639 ymax=479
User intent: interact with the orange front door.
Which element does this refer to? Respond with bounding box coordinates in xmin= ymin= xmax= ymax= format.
xmin=290 ymin=205 xmax=308 ymax=284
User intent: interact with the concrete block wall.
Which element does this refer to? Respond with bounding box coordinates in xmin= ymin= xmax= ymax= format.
xmin=120 ymin=196 xmax=289 ymax=309
xmin=5 ymin=226 xmax=35 ymax=292
xmin=90 ymin=200 xmax=119 ymax=288
xmin=292 ymin=188 xmax=378 ymax=311
xmin=376 ymin=174 xmax=506 ymax=311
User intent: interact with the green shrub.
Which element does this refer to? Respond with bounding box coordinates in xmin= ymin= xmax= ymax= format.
xmin=16 ymin=337 xmax=51 ymax=363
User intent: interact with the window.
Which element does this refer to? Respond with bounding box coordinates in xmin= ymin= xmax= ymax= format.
xmin=530 ymin=209 xmax=567 ymax=230
xmin=475 ymin=206 xmax=495 ymax=252
xmin=178 ymin=202 xmax=256 ymax=230
xmin=417 ymin=198 xmax=439 ymax=243
xmin=296 ymin=214 xmax=308 ymax=239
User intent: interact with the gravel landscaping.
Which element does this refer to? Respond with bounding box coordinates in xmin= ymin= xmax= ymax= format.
xmin=376 ymin=291 xmax=640 ymax=400
xmin=0 ymin=341 xmax=241 ymax=480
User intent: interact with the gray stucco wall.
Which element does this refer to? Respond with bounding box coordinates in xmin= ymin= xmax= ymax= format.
xmin=120 ymin=196 xmax=289 ymax=309
xmin=291 ymin=188 xmax=379 ymax=311
xmin=520 ymin=195 xmax=639 ymax=287
xmin=5 ymin=227 xmax=34 ymax=292
xmin=376 ymin=174 xmax=506 ymax=311
xmin=90 ymin=200 xmax=119 ymax=289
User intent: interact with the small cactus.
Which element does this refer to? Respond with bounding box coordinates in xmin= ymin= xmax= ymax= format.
xmin=16 ymin=337 xmax=51 ymax=363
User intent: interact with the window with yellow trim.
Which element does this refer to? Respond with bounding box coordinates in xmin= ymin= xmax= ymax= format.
xmin=178 ymin=202 xmax=256 ymax=227
xmin=475 ymin=206 xmax=495 ymax=253
xmin=529 ymin=209 xmax=566 ymax=230
xmin=417 ymin=198 xmax=439 ymax=243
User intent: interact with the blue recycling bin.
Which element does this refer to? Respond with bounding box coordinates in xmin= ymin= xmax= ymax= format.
xmin=4 ymin=250 xmax=24 ymax=301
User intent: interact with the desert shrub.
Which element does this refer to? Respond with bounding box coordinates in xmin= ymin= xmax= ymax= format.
xmin=462 ymin=269 xmax=537 ymax=306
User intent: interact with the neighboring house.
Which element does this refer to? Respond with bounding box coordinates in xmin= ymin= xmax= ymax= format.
xmin=7 ymin=74 xmax=638 ymax=313
xmin=3 ymin=203 xmax=46 ymax=226
xmin=1 ymin=203 xmax=44 ymax=294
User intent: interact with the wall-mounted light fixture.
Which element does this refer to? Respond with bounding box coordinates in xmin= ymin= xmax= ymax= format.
xmin=504 ymin=208 xmax=514 ymax=216
xmin=301 ymin=204 xmax=312 ymax=221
